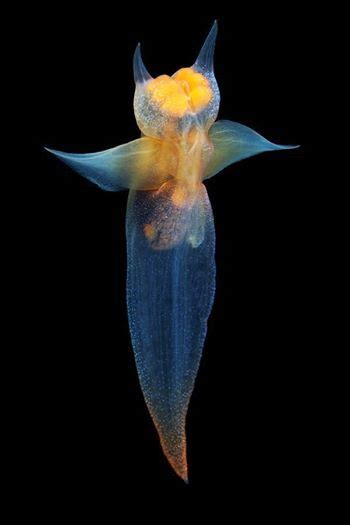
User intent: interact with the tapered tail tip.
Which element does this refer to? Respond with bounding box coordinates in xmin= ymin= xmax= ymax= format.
xmin=157 ymin=426 xmax=189 ymax=483
xmin=165 ymin=450 xmax=188 ymax=483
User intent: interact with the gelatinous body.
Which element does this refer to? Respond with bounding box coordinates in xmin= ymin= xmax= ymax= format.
xmin=46 ymin=21 xmax=297 ymax=482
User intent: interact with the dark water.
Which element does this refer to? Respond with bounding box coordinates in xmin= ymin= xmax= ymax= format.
xmin=17 ymin=3 xmax=322 ymax=520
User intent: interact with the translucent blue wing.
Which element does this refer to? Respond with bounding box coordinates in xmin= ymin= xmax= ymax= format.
xmin=126 ymin=182 xmax=215 ymax=481
xmin=205 ymin=119 xmax=299 ymax=179
xmin=45 ymin=137 xmax=174 ymax=191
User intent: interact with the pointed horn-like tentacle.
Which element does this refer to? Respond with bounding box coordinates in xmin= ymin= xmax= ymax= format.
xmin=194 ymin=20 xmax=218 ymax=72
xmin=133 ymin=43 xmax=153 ymax=84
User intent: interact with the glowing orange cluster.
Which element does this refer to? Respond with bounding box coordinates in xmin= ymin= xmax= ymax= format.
xmin=146 ymin=67 xmax=212 ymax=117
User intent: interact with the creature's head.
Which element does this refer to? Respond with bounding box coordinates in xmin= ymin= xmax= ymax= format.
xmin=133 ymin=22 xmax=220 ymax=139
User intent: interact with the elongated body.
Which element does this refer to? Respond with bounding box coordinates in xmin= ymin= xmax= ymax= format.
xmin=46 ymin=22 xmax=297 ymax=482
xmin=127 ymin=65 xmax=218 ymax=479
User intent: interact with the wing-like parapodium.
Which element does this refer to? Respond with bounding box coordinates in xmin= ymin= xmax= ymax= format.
xmin=45 ymin=137 xmax=175 ymax=191
xmin=126 ymin=181 xmax=215 ymax=481
xmin=205 ymin=119 xmax=299 ymax=179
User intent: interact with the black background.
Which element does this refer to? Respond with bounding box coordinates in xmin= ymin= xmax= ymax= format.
xmin=24 ymin=3 xmax=320 ymax=518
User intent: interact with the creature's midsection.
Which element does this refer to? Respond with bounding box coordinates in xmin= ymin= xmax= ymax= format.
xmin=159 ymin=126 xmax=213 ymax=194
xmin=141 ymin=127 xmax=213 ymax=251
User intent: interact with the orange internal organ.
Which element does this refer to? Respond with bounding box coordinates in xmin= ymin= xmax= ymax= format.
xmin=143 ymin=223 xmax=156 ymax=241
xmin=147 ymin=68 xmax=212 ymax=117
xmin=171 ymin=185 xmax=189 ymax=207
xmin=173 ymin=68 xmax=212 ymax=112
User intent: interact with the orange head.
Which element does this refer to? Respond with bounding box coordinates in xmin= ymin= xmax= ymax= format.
xmin=133 ymin=22 xmax=220 ymax=138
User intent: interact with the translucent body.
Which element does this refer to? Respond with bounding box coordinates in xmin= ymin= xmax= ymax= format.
xmin=45 ymin=21 xmax=297 ymax=482
xmin=126 ymin=185 xmax=215 ymax=480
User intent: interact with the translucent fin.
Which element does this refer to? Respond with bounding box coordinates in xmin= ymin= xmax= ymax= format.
xmin=45 ymin=137 xmax=175 ymax=191
xmin=126 ymin=182 xmax=216 ymax=481
xmin=205 ymin=120 xmax=299 ymax=179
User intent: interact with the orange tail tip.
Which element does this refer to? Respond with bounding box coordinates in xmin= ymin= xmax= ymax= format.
xmin=159 ymin=432 xmax=189 ymax=483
